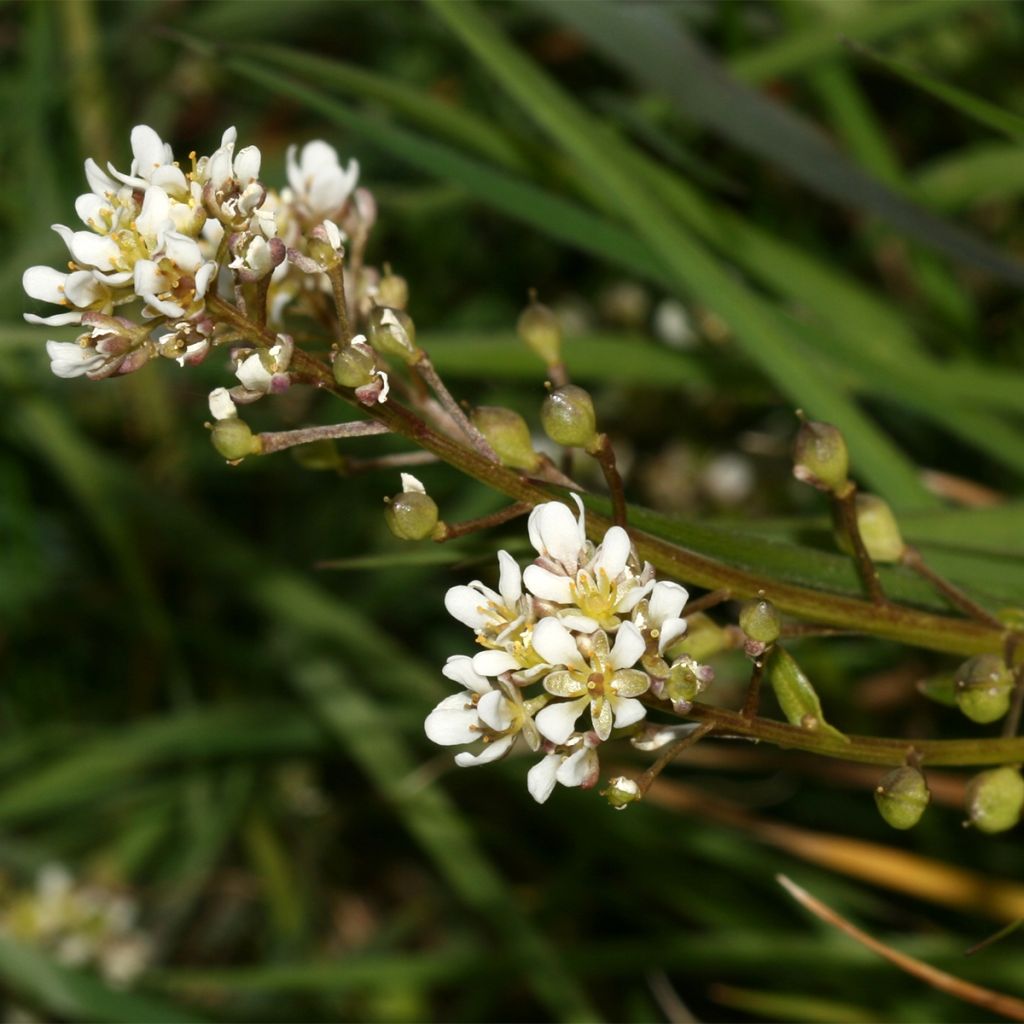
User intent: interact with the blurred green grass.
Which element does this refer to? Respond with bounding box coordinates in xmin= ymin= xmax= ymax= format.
xmin=2 ymin=1 xmax=1024 ymax=1021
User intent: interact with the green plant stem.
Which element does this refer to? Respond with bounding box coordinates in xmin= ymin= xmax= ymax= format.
xmin=434 ymin=502 xmax=532 ymax=542
xmin=902 ymin=545 xmax=1005 ymax=629
xmin=676 ymin=701 xmax=1024 ymax=767
xmin=326 ymin=264 xmax=351 ymax=344
xmin=588 ymin=432 xmax=627 ymax=527
xmin=831 ymin=484 xmax=885 ymax=604
xmin=205 ymin=294 xmax=1008 ymax=658
xmin=637 ymin=721 xmax=715 ymax=797
xmin=257 ymin=420 xmax=390 ymax=455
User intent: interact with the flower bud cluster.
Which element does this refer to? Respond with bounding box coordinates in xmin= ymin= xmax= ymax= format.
xmin=424 ymin=496 xmax=707 ymax=804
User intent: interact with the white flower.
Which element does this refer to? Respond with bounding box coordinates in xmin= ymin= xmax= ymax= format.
xmin=424 ymin=656 xmax=539 ymax=766
xmin=638 ymin=580 xmax=689 ymax=655
xmin=286 ymin=140 xmax=360 ymax=220
xmin=208 ymin=387 xmax=237 ymax=421
xmin=533 ymin=620 xmax=650 ymax=742
xmin=523 ymin=497 xmax=653 ymax=632
xmin=526 ymin=736 xmax=600 ymax=804
xmin=44 ymin=340 xmax=108 ymax=379
xmin=234 ymin=335 xmax=292 ymax=394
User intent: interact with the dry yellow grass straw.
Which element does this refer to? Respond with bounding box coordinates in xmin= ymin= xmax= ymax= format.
xmin=777 ymin=874 xmax=1024 ymax=1022
xmin=646 ymin=779 xmax=1024 ymax=923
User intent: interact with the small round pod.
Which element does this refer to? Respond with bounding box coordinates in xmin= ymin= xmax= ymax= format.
xmin=517 ymin=297 xmax=562 ymax=366
xmin=602 ymin=776 xmax=641 ymax=811
xmin=471 ymin=406 xmax=541 ymax=472
xmin=211 ymin=418 xmax=261 ymax=462
xmin=965 ymin=766 xmax=1024 ymax=834
xmin=954 ymin=654 xmax=1014 ymax=725
xmin=540 ymin=385 xmax=597 ymax=449
xmin=332 ymin=340 xmax=378 ymax=389
xmin=739 ymin=599 xmax=781 ymax=646
xmin=792 ymin=418 xmax=849 ymax=492
xmin=368 ymin=306 xmax=419 ymax=364
xmin=377 ymin=268 xmax=409 ymax=310
xmin=384 ymin=473 xmax=439 ymax=541
xmin=874 ymin=766 xmax=930 ymax=830
xmin=836 ymin=494 xmax=906 ymax=563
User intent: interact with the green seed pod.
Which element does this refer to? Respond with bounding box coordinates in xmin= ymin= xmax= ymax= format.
xmin=377 ymin=269 xmax=409 ymax=310
xmin=603 ymin=776 xmax=641 ymax=811
xmin=966 ymin=766 xmax=1024 ymax=834
xmin=835 ymin=494 xmax=906 ymax=564
xmin=793 ymin=418 xmax=849 ymax=492
xmin=332 ymin=342 xmax=377 ymax=389
xmin=955 ymin=654 xmax=1014 ymax=724
xmin=739 ymin=599 xmax=781 ymax=645
xmin=874 ymin=766 xmax=930 ymax=830
xmin=369 ymin=306 xmax=419 ymax=364
xmin=211 ymin=418 xmax=261 ymax=461
xmin=541 ymin=385 xmax=597 ymax=448
xmin=766 ymin=647 xmax=847 ymax=742
xmin=517 ymin=297 xmax=562 ymax=366
xmin=665 ymin=656 xmax=711 ymax=706
xmin=471 ymin=406 xmax=541 ymax=471
xmin=385 ymin=491 xmax=439 ymax=541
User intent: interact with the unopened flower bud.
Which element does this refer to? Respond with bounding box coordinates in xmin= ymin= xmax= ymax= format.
xmin=333 ymin=338 xmax=378 ymax=389
xmin=369 ymin=306 xmax=419 ymax=364
xmin=955 ymin=654 xmax=1014 ymax=724
xmin=836 ymin=494 xmax=905 ymax=563
xmin=739 ymin=599 xmax=781 ymax=645
xmin=210 ymin=417 xmax=261 ymax=462
xmin=602 ymin=776 xmax=641 ymax=810
xmin=471 ymin=406 xmax=541 ymax=471
xmin=541 ymin=385 xmax=597 ymax=448
xmin=874 ymin=766 xmax=930 ymax=830
xmin=517 ymin=297 xmax=562 ymax=366
xmin=377 ymin=267 xmax=409 ymax=310
xmin=385 ymin=474 xmax=439 ymax=541
xmin=965 ymin=766 xmax=1024 ymax=834
xmin=793 ymin=418 xmax=849 ymax=492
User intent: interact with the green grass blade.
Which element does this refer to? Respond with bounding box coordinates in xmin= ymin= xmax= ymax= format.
xmin=728 ymin=0 xmax=972 ymax=84
xmin=915 ymin=143 xmax=1024 ymax=210
xmin=428 ymin=0 xmax=938 ymax=511
xmin=851 ymin=41 xmax=1024 ymax=141
xmin=240 ymin=41 xmax=527 ymax=171
xmin=540 ymin=0 xmax=1024 ymax=287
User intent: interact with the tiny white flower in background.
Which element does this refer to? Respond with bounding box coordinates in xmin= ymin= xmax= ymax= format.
xmin=286 ymin=140 xmax=360 ymax=220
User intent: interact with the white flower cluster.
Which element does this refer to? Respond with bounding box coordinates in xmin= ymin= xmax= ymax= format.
xmin=22 ymin=124 xmax=371 ymax=398
xmin=426 ymin=497 xmax=695 ymax=803
xmin=0 ymin=864 xmax=152 ymax=988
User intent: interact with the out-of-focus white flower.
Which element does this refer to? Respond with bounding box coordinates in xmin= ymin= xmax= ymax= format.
xmin=534 ymin=620 xmax=650 ymax=742
xmin=286 ymin=140 xmax=360 ymax=220
xmin=44 ymin=340 xmax=108 ymax=379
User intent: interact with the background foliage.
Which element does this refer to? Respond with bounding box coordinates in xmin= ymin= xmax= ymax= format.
xmin=2 ymin=1 xmax=1024 ymax=1020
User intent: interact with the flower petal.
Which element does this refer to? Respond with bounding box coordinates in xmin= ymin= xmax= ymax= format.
xmin=23 ymin=266 xmax=66 ymax=305
xmin=649 ymin=580 xmax=689 ymax=626
xmin=531 ymin=618 xmax=585 ymax=669
xmin=236 ymin=352 xmax=273 ymax=392
xmin=471 ymin=650 xmax=521 ymax=677
xmin=528 ymin=500 xmax=584 ymax=567
xmin=130 ymin=125 xmax=168 ymax=176
xmin=527 ymin=754 xmax=560 ymax=804
xmin=45 ymin=340 xmax=106 ymax=379
xmin=441 ymin=655 xmax=491 ymax=694
xmin=556 ymin=747 xmax=599 ymax=788
xmin=454 ymin=734 xmax=514 ymax=767
xmin=497 ymin=550 xmax=522 ymax=607
xmin=591 ymin=698 xmax=615 ymax=741
xmin=593 ymin=525 xmax=631 ymax=579
xmin=609 ymin=620 xmax=645 ymax=670
xmin=543 ymin=670 xmax=586 ymax=699
xmin=477 ymin=690 xmax=513 ymax=732
xmin=523 ymin=564 xmax=573 ymax=604
xmin=611 ymin=668 xmax=651 ymax=698
xmin=535 ymin=696 xmax=589 ymax=744
xmin=424 ymin=694 xmax=479 ymax=746
xmin=611 ymin=695 xmax=647 ymax=730
xmin=658 ymin=618 xmax=688 ymax=655
xmin=444 ymin=585 xmax=492 ymax=631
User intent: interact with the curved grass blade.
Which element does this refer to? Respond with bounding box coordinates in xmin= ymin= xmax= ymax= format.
xmin=540 ymin=0 xmax=1024 ymax=287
